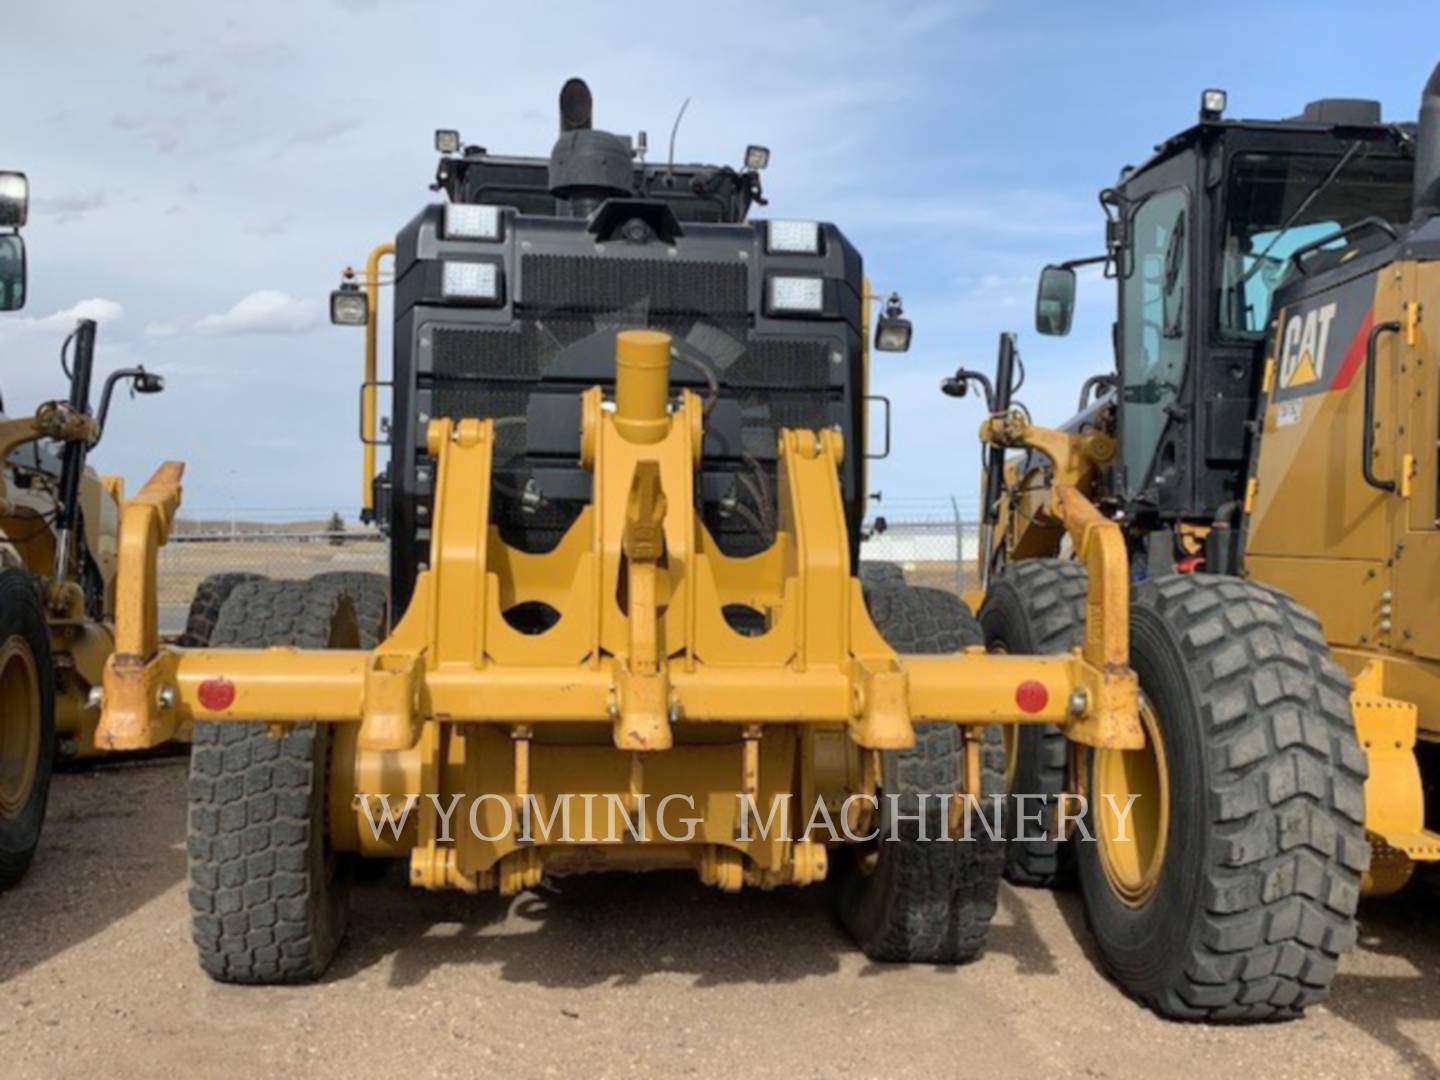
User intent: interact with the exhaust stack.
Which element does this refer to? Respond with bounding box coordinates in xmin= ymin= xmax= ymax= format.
xmin=1415 ymin=62 xmax=1440 ymax=218
xmin=548 ymin=77 xmax=634 ymax=217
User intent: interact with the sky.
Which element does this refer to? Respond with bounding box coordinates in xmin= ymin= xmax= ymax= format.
xmin=3 ymin=0 xmax=1437 ymax=523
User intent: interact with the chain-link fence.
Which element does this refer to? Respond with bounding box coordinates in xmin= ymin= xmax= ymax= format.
xmin=159 ymin=501 xmax=980 ymax=634
xmin=159 ymin=527 xmax=387 ymax=635
xmin=860 ymin=498 xmax=980 ymax=598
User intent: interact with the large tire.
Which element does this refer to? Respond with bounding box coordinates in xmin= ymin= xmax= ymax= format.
xmin=1077 ymin=574 xmax=1367 ymax=1021
xmin=187 ymin=580 xmax=359 ymax=983
xmin=0 ymin=569 xmax=56 ymax=890
xmin=180 ymin=572 xmax=266 ymax=647
xmin=858 ymin=561 xmax=905 ymax=590
xmin=979 ymin=559 xmax=1086 ymax=887
xmin=839 ymin=585 xmax=1005 ymax=964
xmin=309 ymin=571 xmax=388 ymax=649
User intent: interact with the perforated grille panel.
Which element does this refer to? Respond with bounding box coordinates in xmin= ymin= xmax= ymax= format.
xmin=521 ymin=254 xmax=748 ymax=316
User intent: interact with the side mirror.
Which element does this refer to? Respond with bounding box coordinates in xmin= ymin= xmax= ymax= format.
xmin=1035 ymin=264 xmax=1076 ymax=336
xmin=0 ymin=172 xmax=28 ymax=228
xmin=0 ymin=233 xmax=26 ymax=312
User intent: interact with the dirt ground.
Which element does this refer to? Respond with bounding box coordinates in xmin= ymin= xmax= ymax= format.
xmin=1 ymin=761 xmax=1436 ymax=1080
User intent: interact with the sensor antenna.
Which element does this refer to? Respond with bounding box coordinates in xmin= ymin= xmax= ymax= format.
xmin=666 ymin=97 xmax=691 ymax=183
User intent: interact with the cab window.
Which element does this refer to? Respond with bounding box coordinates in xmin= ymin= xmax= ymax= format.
xmin=1120 ymin=187 xmax=1189 ymax=496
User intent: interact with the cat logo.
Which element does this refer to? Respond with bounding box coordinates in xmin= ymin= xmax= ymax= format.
xmin=1278 ymin=302 xmax=1338 ymax=389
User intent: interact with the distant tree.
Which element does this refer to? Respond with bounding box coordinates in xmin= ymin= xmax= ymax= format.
xmin=327 ymin=511 xmax=345 ymax=546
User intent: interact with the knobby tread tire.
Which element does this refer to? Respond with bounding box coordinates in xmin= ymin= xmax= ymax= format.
xmin=308 ymin=571 xmax=388 ymax=649
xmin=187 ymin=580 xmax=357 ymax=984
xmin=858 ymin=561 xmax=906 ymax=590
xmin=179 ymin=572 xmax=265 ymax=647
xmin=840 ymin=585 xmax=1004 ymax=964
xmin=979 ymin=559 xmax=1087 ymax=887
xmin=1078 ymin=574 xmax=1367 ymax=1022
xmin=0 ymin=569 xmax=56 ymax=890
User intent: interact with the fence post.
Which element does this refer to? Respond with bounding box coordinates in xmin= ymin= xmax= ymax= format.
xmin=950 ymin=496 xmax=964 ymax=597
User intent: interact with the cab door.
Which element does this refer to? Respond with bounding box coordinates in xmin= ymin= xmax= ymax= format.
xmin=1117 ymin=186 xmax=1191 ymax=501
xmin=1392 ymin=261 xmax=1440 ymax=663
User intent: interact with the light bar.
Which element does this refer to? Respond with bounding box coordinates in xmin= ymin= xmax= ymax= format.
xmin=767 ymin=275 xmax=824 ymax=315
xmin=444 ymin=203 xmax=502 ymax=241
xmin=442 ymin=261 xmax=501 ymax=303
xmin=766 ymin=220 xmax=821 ymax=255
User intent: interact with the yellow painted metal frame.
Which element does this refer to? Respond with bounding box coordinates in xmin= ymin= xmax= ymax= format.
xmin=1 ymin=403 xmax=136 ymax=755
xmin=98 ymin=330 xmax=1141 ymax=889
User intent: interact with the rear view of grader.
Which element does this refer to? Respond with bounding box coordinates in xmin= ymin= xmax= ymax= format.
xmin=1 ymin=171 xmax=167 ymax=887
xmin=79 ymin=79 xmax=1371 ymax=1023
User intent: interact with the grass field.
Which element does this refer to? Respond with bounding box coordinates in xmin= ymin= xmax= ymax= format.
xmin=157 ymin=539 xmax=388 ymax=607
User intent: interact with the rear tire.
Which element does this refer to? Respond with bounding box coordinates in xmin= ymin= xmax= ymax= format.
xmin=180 ymin=572 xmax=265 ymax=647
xmin=187 ymin=580 xmax=358 ymax=983
xmin=0 ymin=569 xmax=55 ymax=890
xmin=839 ymin=585 xmax=1005 ymax=963
xmin=858 ymin=561 xmax=905 ymax=590
xmin=979 ymin=559 xmax=1086 ymax=887
xmin=1077 ymin=575 xmax=1367 ymax=1021
xmin=309 ymin=571 xmax=388 ymax=649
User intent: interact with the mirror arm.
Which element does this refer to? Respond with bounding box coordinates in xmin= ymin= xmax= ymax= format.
xmin=93 ymin=367 xmax=158 ymax=449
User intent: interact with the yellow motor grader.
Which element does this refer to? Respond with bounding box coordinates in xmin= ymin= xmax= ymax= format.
xmin=948 ymin=66 xmax=1440 ymax=1014
xmin=93 ymin=81 xmax=1354 ymax=1022
xmin=1 ymin=171 xmax=168 ymax=887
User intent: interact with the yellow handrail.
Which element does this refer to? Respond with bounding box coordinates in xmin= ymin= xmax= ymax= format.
xmin=362 ymin=241 xmax=396 ymax=516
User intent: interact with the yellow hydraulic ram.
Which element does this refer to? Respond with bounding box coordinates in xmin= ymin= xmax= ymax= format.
xmin=97 ymin=330 xmax=1141 ymax=758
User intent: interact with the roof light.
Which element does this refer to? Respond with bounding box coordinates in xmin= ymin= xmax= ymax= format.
xmin=1200 ymin=88 xmax=1227 ymax=121
xmin=330 ymin=287 xmax=369 ymax=327
xmin=745 ymin=144 xmax=771 ymax=171
xmin=435 ymin=129 xmax=462 ymax=154
xmin=444 ymin=203 xmax=502 ymax=241
xmin=874 ymin=293 xmax=912 ymax=353
xmin=766 ymin=220 xmax=821 ymax=255
xmin=442 ymin=261 xmax=502 ymax=304
xmin=0 ymin=171 xmax=28 ymax=228
xmin=766 ymin=275 xmax=824 ymax=315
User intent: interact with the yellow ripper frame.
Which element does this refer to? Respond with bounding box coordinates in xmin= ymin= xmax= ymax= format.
xmin=95 ymin=329 xmax=1141 ymax=891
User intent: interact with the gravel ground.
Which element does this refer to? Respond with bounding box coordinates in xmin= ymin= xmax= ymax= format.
xmin=1 ymin=760 xmax=1436 ymax=1079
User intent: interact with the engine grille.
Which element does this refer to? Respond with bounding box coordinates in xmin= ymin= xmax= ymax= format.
xmin=520 ymin=254 xmax=748 ymax=316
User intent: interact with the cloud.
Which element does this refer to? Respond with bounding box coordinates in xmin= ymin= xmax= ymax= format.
xmin=110 ymin=112 xmax=188 ymax=153
xmin=0 ymin=298 xmax=124 ymax=346
xmin=145 ymin=320 xmax=181 ymax=338
xmin=272 ymin=116 xmax=364 ymax=159
xmin=193 ymin=290 xmax=321 ymax=336
xmin=244 ymin=213 xmax=294 ymax=237
xmin=144 ymin=48 xmax=184 ymax=68
xmin=32 ymin=189 xmax=109 ymax=224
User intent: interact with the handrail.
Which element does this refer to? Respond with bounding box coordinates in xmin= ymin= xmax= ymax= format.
xmin=362 ymin=242 xmax=396 ymax=517
xmin=1362 ymin=320 xmax=1402 ymax=493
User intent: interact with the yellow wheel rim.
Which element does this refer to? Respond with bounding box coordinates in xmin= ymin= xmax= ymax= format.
xmin=1092 ymin=697 xmax=1169 ymax=908
xmin=0 ymin=634 xmax=42 ymax=819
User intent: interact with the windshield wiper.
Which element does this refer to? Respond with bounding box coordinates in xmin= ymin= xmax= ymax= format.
xmin=1238 ymin=140 xmax=1365 ymax=286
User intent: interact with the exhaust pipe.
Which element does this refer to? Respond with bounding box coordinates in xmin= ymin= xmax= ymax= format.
xmin=1415 ymin=62 xmax=1440 ymax=218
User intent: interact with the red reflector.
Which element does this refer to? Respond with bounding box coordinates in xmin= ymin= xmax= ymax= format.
xmin=1015 ymin=680 xmax=1049 ymax=714
xmin=198 ymin=677 xmax=236 ymax=712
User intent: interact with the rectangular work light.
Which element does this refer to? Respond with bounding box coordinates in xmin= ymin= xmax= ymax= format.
xmin=441 ymin=260 xmax=502 ymax=304
xmin=444 ymin=203 xmax=502 ymax=241
xmin=766 ymin=274 xmax=825 ymax=315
